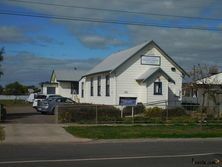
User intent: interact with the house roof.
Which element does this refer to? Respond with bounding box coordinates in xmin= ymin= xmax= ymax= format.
xmin=84 ymin=40 xmax=188 ymax=77
xmin=136 ymin=67 xmax=175 ymax=83
xmin=51 ymin=69 xmax=85 ymax=82
xmin=196 ymin=72 xmax=222 ymax=85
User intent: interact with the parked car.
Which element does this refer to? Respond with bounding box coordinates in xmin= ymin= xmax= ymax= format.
xmin=37 ymin=97 xmax=75 ymax=114
xmin=32 ymin=94 xmax=47 ymax=109
xmin=33 ymin=94 xmax=62 ymax=110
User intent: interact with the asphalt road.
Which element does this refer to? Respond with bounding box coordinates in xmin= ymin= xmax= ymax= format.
xmin=0 ymin=140 xmax=222 ymax=167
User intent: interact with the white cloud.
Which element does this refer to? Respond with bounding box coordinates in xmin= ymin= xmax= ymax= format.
xmin=79 ymin=35 xmax=124 ymax=49
xmin=0 ymin=26 xmax=32 ymax=43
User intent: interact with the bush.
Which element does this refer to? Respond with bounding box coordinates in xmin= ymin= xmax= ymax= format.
xmin=58 ymin=104 xmax=122 ymax=123
xmin=163 ymin=107 xmax=187 ymax=117
xmin=123 ymin=103 xmax=145 ymax=116
xmin=144 ymin=107 xmax=164 ymax=118
xmin=97 ymin=105 xmax=122 ymax=123
xmin=182 ymin=103 xmax=200 ymax=111
xmin=144 ymin=107 xmax=188 ymax=122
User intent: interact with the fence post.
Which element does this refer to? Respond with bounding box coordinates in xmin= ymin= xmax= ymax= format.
xmin=166 ymin=102 xmax=168 ymax=122
xmin=55 ymin=106 xmax=58 ymax=124
xmin=0 ymin=104 xmax=2 ymax=122
xmin=95 ymin=105 xmax=98 ymax=124
xmin=131 ymin=106 xmax=134 ymax=124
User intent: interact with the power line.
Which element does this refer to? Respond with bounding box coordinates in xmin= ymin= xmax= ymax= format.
xmin=5 ymin=0 xmax=222 ymax=22
xmin=0 ymin=10 xmax=221 ymax=32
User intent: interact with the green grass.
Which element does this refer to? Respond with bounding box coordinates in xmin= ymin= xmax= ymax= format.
xmin=65 ymin=125 xmax=222 ymax=139
xmin=0 ymin=127 xmax=5 ymax=142
xmin=0 ymin=100 xmax=31 ymax=107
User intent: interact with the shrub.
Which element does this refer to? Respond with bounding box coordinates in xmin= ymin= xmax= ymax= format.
xmin=163 ymin=107 xmax=187 ymax=117
xmin=97 ymin=105 xmax=122 ymax=123
xmin=58 ymin=104 xmax=121 ymax=124
xmin=123 ymin=103 xmax=145 ymax=116
xmin=182 ymin=103 xmax=200 ymax=111
xmin=144 ymin=107 xmax=164 ymax=118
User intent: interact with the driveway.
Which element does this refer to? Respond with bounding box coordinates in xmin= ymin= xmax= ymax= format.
xmin=2 ymin=124 xmax=90 ymax=144
xmin=1 ymin=106 xmax=90 ymax=144
xmin=4 ymin=106 xmax=55 ymax=124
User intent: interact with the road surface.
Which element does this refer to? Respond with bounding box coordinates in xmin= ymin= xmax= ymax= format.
xmin=0 ymin=140 xmax=222 ymax=167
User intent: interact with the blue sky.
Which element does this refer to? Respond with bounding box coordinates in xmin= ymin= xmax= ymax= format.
xmin=0 ymin=0 xmax=222 ymax=85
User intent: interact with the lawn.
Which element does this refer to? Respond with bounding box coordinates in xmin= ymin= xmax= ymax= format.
xmin=0 ymin=100 xmax=31 ymax=107
xmin=65 ymin=125 xmax=222 ymax=139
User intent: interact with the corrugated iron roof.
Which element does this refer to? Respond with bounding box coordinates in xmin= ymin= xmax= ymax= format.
xmin=84 ymin=40 xmax=188 ymax=77
xmin=85 ymin=41 xmax=149 ymax=76
xmin=136 ymin=67 xmax=175 ymax=83
xmin=53 ymin=69 xmax=85 ymax=82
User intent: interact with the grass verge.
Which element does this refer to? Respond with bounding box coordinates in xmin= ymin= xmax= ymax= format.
xmin=0 ymin=127 xmax=5 ymax=142
xmin=65 ymin=125 xmax=222 ymax=139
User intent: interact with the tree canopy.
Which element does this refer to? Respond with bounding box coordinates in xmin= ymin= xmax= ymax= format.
xmin=4 ymin=81 xmax=28 ymax=95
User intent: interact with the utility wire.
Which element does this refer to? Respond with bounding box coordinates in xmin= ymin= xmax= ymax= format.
xmin=0 ymin=10 xmax=221 ymax=32
xmin=5 ymin=0 xmax=222 ymax=22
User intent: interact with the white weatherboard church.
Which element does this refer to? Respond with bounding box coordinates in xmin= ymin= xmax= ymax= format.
xmin=79 ymin=41 xmax=188 ymax=107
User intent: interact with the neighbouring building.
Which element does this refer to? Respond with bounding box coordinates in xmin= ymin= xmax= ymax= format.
xmin=79 ymin=40 xmax=188 ymax=107
xmin=42 ymin=69 xmax=85 ymax=101
xmin=196 ymin=72 xmax=222 ymax=108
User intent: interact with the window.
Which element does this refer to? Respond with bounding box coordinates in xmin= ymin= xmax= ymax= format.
xmin=154 ymin=82 xmax=162 ymax=95
xmin=97 ymin=76 xmax=101 ymax=96
xmin=171 ymin=67 xmax=176 ymax=72
xmin=90 ymin=78 xmax=94 ymax=96
xmin=71 ymin=82 xmax=79 ymax=94
xmin=105 ymin=75 xmax=110 ymax=96
xmin=47 ymin=87 xmax=55 ymax=94
xmin=81 ymin=82 xmax=84 ymax=98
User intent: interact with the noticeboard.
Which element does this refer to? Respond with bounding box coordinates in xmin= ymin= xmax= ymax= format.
xmin=119 ymin=97 xmax=137 ymax=106
xmin=141 ymin=56 xmax=160 ymax=66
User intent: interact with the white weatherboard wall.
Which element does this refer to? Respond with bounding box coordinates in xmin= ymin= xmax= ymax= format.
xmin=57 ymin=82 xmax=72 ymax=98
xmin=79 ymin=73 xmax=115 ymax=104
xmin=80 ymin=45 xmax=183 ymax=106
xmin=114 ymin=46 xmax=182 ymax=105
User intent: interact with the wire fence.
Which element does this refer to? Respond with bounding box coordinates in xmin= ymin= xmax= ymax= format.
xmin=55 ymin=103 xmax=222 ymax=125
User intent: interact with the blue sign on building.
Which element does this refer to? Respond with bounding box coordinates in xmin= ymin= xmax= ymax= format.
xmin=119 ymin=97 xmax=137 ymax=106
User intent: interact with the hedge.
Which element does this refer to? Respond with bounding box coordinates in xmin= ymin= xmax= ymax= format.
xmin=58 ymin=104 xmax=122 ymax=123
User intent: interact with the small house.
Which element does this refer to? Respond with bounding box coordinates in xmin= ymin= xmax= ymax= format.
xmin=42 ymin=69 xmax=84 ymax=101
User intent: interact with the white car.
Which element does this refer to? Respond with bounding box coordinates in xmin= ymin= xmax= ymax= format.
xmin=33 ymin=94 xmax=62 ymax=110
xmin=32 ymin=94 xmax=47 ymax=109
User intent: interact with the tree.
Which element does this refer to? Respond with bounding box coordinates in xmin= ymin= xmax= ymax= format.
xmin=4 ymin=81 xmax=28 ymax=95
xmin=0 ymin=48 xmax=4 ymax=78
xmin=190 ymin=64 xmax=221 ymax=121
